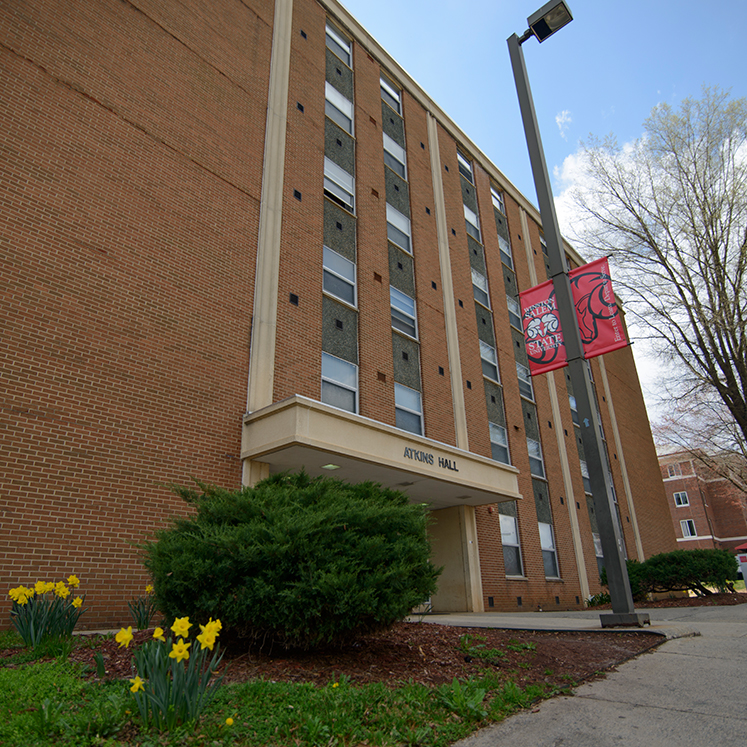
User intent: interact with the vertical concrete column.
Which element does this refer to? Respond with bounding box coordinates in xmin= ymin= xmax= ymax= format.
xmin=242 ymin=0 xmax=294 ymax=487
xmin=598 ymin=357 xmax=645 ymax=560
xmin=427 ymin=113 xmax=469 ymax=451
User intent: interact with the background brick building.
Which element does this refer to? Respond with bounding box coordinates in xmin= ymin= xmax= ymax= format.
xmin=1 ymin=0 xmax=676 ymax=628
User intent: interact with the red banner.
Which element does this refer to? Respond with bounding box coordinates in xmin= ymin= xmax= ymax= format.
xmin=518 ymin=257 xmax=628 ymax=376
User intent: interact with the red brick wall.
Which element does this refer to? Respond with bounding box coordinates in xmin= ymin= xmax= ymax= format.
xmin=1 ymin=0 xmax=272 ymax=628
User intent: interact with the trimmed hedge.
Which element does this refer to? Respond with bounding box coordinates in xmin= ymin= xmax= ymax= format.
xmin=602 ymin=549 xmax=738 ymax=600
xmin=142 ymin=472 xmax=441 ymax=649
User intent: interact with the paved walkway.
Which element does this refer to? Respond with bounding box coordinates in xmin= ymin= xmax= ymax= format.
xmin=417 ymin=604 xmax=747 ymax=747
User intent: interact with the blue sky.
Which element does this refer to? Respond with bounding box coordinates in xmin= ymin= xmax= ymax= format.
xmin=339 ymin=0 xmax=747 ymax=206
xmin=339 ymin=0 xmax=747 ymax=417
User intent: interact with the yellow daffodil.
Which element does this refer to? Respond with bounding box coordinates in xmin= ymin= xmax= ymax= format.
xmin=116 ymin=626 xmax=134 ymax=648
xmin=43 ymin=581 xmax=56 ymax=593
xmin=145 ymin=584 xmax=154 ymax=594
xmin=153 ymin=627 xmax=166 ymax=642
xmin=171 ymin=616 xmax=191 ymax=639
xmin=129 ymin=675 xmax=145 ymax=693
xmin=72 ymin=597 xmax=83 ymax=608
xmin=54 ymin=582 xmax=70 ymax=599
xmin=34 ymin=580 xmax=47 ymax=595
xmin=67 ymin=574 xmax=80 ymax=588
xmin=225 ymin=717 xmax=234 ymax=726
xmin=196 ymin=630 xmax=216 ymax=651
xmin=169 ymin=638 xmax=191 ymax=662
xmin=9 ymin=586 xmax=32 ymax=605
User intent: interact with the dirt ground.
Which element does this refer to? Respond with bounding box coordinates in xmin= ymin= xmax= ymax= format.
xmin=63 ymin=593 xmax=746 ymax=693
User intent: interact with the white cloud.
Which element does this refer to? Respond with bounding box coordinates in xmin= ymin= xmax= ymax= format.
xmin=555 ymin=109 xmax=572 ymax=140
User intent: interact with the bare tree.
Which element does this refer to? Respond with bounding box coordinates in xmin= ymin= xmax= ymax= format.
xmin=565 ymin=86 xmax=747 ymax=475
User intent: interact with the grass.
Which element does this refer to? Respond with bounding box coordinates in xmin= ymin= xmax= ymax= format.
xmin=0 ymin=631 xmax=565 ymax=747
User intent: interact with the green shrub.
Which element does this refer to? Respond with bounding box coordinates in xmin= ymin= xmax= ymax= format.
xmin=600 ymin=559 xmax=646 ymax=600
xmin=141 ymin=472 xmax=441 ymax=649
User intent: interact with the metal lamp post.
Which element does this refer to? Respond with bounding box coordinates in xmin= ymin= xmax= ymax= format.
xmin=508 ymin=1 xmax=649 ymax=627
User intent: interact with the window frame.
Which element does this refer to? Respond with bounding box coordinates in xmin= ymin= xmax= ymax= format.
xmin=394 ymin=382 xmax=423 ymax=435
xmin=516 ymin=361 xmax=534 ymax=401
xmin=491 ymin=184 xmax=505 ymax=214
xmin=579 ymin=459 xmax=592 ymax=493
xmin=323 ymin=245 xmax=356 ymax=306
xmin=325 ymin=82 xmax=354 ymax=134
xmin=498 ymin=234 xmax=514 ymax=269
xmin=472 ymin=268 xmax=490 ymax=308
xmin=390 ymin=286 xmax=417 ymax=339
xmin=479 ymin=340 xmax=500 ymax=382
xmin=321 ymin=352 xmax=358 ymax=414
xmin=464 ymin=204 xmax=481 ymax=242
xmin=489 ymin=422 xmax=510 ymax=465
xmin=674 ymin=491 xmax=690 ymax=507
xmin=325 ymin=22 xmax=351 ymax=66
xmin=383 ymin=132 xmax=407 ymax=179
xmin=457 ymin=149 xmax=474 ymax=182
xmin=380 ymin=74 xmax=401 ymax=114
xmin=667 ymin=463 xmax=682 ymax=477
xmin=386 ymin=203 xmax=412 ymax=253
xmin=507 ymin=295 xmax=521 ymax=329
xmin=500 ymin=513 xmax=524 ymax=577
xmin=527 ymin=437 xmax=545 ymax=478
xmin=538 ymin=521 xmax=560 ymax=578
xmin=324 ymin=157 xmax=355 ymax=213
xmin=569 ymin=394 xmax=580 ymax=425
xmin=680 ymin=519 xmax=697 ymax=538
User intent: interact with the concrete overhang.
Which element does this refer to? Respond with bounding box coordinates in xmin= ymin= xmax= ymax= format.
xmin=241 ymin=395 xmax=522 ymax=510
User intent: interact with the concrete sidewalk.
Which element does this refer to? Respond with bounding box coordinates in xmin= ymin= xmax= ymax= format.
xmin=419 ymin=604 xmax=747 ymax=747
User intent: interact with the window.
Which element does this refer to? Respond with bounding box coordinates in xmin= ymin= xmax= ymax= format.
xmin=472 ymin=268 xmax=490 ymax=307
xmin=527 ymin=437 xmax=545 ymax=478
xmin=667 ymin=463 xmax=682 ymax=477
xmin=593 ymin=532 xmax=604 ymax=578
xmin=491 ymin=184 xmax=505 ymax=214
xmin=383 ymin=132 xmax=406 ymax=178
xmin=674 ymin=491 xmax=690 ymax=507
xmin=569 ymin=394 xmax=580 ymax=425
xmin=498 ymin=234 xmax=514 ymax=269
xmin=325 ymin=82 xmax=353 ymax=133
xmin=480 ymin=341 xmax=499 ymax=382
xmin=395 ymin=383 xmax=422 ymax=435
xmin=540 ymin=234 xmax=548 ymax=256
xmin=323 ymin=246 xmax=356 ymax=305
xmin=500 ymin=514 xmax=523 ymax=576
xmin=380 ymin=74 xmax=401 ymax=114
xmin=538 ymin=522 xmax=559 ymax=577
xmin=324 ymin=157 xmax=355 ymax=212
xmin=457 ymin=150 xmax=473 ymax=182
xmin=516 ymin=362 xmax=533 ymax=400
xmin=507 ymin=295 xmax=521 ymax=328
xmin=579 ymin=459 xmax=591 ymax=493
xmin=489 ymin=422 xmax=510 ymax=465
xmin=680 ymin=519 xmax=697 ymax=538
xmin=326 ymin=22 xmax=351 ymax=66
xmin=390 ymin=286 xmax=417 ymax=338
xmin=386 ymin=204 xmax=411 ymax=252
xmin=321 ymin=353 xmax=357 ymax=413
xmin=464 ymin=204 xmax=481 ymax=241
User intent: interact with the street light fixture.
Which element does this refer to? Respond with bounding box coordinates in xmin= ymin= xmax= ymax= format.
xmin=508 ymin=5 xmax=649 ymax=627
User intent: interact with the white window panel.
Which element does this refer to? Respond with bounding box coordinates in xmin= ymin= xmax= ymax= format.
xmin=681 ymin=519 xmax=697 ymax=537
xmin=457 ymin=150 xmax=473 ymax=182
xmin=569 ymin=394 xmax=579 ymax=425
xmin=325 ymin=82 xmax=353 ymax=134
xmin=323 ymin=245 xmax=356 ymax=306
xmin=579 ymin=459 xmax=591 ymax=493
xmin=538 ymin=522 xmax=559 ymax=578
xmin=464 ymin=204 xmax=481 ymax=242
xmin=491 ymin=184 xmax=505 ymax=214
xmin=498 ymin=234 xmax=513 ymax=269
xmin=507 ymin=295 xmax=521 ymax=328
xmin=394 ymin=383 xmax=422 ymax=435
xmin=390 ymin=286 xmax=417 ymax=338
xmin=472 ymin=268 xmax=490 ymax=307
xmin=380 ymin=74 xmax=401 ymax=114
xmin=516 ymin=362 xmax=533 ymax=401
xmin=489 ymin=422 xmax=510 ymax=465
xmin=674 ymin=491 xmax=690 ymax=507
xmin=500 ymin=514 xmax=523 ymax=576
xmin=527 ymin=437 xmax=545 ymax=478
xmin=321 ymin=353 xmax=357 ymax=413
xmin=324 ymin=157 xmax=355 ymax=212
xmin=326 ymin=22 xmax=351 ymax=66
xmin=386 ymin=203 xmax=411 ymax=253
xmin=383 ymin=132 xmax=406 ymax=179
xmin=479 ymin=340 xmax=499 ymax=382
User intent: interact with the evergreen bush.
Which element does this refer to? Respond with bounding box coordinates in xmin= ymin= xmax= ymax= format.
xmin=141 ymin=472 xmax=441 ymax=649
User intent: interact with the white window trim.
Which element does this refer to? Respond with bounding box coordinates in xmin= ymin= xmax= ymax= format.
xmin=464 ymin=204 xmax=481 ymax=242
xmin=500 ymin=513 xmax=523 ymax=577
xmin=386 ymin=203 xmax=412 ymax=253
xmin=390 ymin=286 xmax=417 ymax=339
xmin=680 ymin=519 xmax=697 ymax=538
xmin=325 ymin=82 xmax=353 ymax=134
xmin=516 ymin=361 xmax=534 ymax=401
xmin=321 ymin=352 xmax=358 ymax=414
xmin=472 ymin=268 xmax=490 ymax=308
xmin=323 ymin=245 xmax=356 ymax=306
xmin=538 ymin=521 xmax=560 ymax=578
xmin=380 ymin=74 xmax=401 ymax=114
xmin=479 ymin=340 xmax=500 ymax=383
xmin=324 ymin=157 xmax=355 ymax=213
xmin=457 ymin=149 xmax=474 ymax=182
xmin=527 ymin=437 xmax=545 ymax=479
xmin=674 ymin=491 xmax=690 ymax=507
xmin=383 ymin=132 xmax=407 ymax=179
xmin=326 ymin=22 xmax=351 ymax=66
xmin=489 ymin=422 xmax=510 ymax=465
xmin=394 ymin=383 xmax=423 ymax=436
xmin=491 ymin=184 xmax=505 ymax=214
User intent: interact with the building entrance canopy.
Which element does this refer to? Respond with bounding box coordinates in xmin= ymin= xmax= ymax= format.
xmin=242 ymin=396 xmax=522 ymax=510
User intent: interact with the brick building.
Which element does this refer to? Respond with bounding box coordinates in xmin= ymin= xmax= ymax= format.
xmin=659 ymin=452 xmax=747 ymax=552
xmin=1 ymin=0 xmax=676 ymax=628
